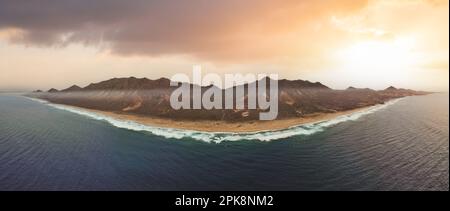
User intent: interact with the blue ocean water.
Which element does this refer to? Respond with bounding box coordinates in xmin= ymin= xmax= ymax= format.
xmin=0 ymin=93 xmax=448 ymax=190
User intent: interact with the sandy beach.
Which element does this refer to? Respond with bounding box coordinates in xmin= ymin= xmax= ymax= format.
xmin=55 ymin=104 xmax=373 ymax=133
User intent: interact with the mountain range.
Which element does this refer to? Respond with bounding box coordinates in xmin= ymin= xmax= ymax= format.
xmin=28 ymin=77 xmax=430 ymax=121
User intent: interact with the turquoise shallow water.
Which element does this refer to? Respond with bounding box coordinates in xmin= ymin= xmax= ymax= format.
xmin=0 ymin=93 xmax=448 ymax=190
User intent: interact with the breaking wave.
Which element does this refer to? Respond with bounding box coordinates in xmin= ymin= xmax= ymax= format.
xmin=25 ymin=97 xmax=402 ymax=143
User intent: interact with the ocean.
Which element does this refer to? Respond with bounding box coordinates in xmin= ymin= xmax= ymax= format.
xmin=0 ymin=93 xmax=448 ymax=191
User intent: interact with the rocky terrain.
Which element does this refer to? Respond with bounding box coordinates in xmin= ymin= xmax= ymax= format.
xmin=27 ymin=77 xmax=430 ymax=121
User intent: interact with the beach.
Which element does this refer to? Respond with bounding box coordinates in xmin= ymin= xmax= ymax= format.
xmin=51 ymin=103 xmax=374 ymax=133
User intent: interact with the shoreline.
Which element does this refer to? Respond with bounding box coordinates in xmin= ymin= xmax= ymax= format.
xmin=42 ymin=102 xmax=376 ymax=133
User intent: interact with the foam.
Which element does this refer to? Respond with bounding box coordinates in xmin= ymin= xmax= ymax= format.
xmin=25 ymin=96 xmax=402 ymax=143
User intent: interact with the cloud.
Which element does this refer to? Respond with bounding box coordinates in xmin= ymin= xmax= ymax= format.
xmin=0 ymin=0 xmax=370 ymax=62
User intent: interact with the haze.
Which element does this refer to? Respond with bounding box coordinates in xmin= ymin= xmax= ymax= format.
xmin=0 ymin=0 xmax=448 ymax=92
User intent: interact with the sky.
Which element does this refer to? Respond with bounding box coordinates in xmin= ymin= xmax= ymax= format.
xmin=0 ymin=0 xmax=448 ymax=91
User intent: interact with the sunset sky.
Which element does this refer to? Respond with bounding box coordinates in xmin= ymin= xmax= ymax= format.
xmin=0 ymin=0 xmax=448 ymax=91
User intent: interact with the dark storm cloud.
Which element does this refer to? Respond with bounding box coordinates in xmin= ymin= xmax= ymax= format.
xmin=0 ymin=0 xmax=369 ymax=60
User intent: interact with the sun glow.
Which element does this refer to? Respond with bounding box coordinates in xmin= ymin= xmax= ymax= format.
xmin=336 ymin=37 xmax=419 ymax=88
xmin=340 ymin=37 xmax=418 ymax=69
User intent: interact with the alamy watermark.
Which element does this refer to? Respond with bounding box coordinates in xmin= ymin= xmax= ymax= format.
xmin=169 ymin=65 xmax=279 ymax=120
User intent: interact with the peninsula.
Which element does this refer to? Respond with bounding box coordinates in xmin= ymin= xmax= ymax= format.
xmin=27 ymin=77 xmax=430 ymax=132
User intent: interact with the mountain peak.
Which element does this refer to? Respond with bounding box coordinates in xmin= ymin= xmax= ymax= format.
xmin=83 ymin=77 xmax=171 ymax=90
xmin=62 ymin=85 xmax=82 ymax=92
xmin=385 ymin=86 xmax=398 ymax=91
xmin=279 ymin=79 xmax=330 ymax=89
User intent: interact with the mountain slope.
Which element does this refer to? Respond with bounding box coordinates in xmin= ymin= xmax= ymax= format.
xmin=28 ymin=77 xmax=430 ymax=121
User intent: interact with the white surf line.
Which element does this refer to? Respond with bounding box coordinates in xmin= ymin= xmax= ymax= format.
xmin=23 ymin=96 xmax=403 ymax=143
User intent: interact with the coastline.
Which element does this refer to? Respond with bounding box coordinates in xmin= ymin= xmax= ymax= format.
xmin=42 ymin=102 xmax=376 ymax=133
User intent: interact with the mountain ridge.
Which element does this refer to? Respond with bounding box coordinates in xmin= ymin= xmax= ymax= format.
xmin=28 ymin=77 xmax=431 ymax=121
